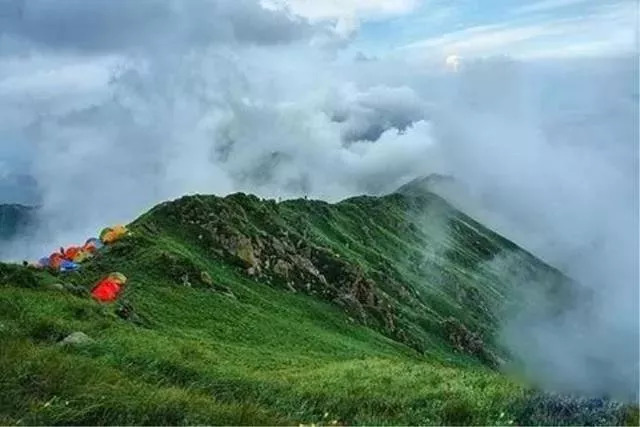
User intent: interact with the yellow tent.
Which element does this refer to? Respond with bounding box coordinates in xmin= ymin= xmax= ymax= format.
xmin=100 ymin=225 xmax=128 ymax=244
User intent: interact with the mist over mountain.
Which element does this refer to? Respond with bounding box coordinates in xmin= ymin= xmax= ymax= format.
xmin=0 ymin=0 xmax=637 ymax=412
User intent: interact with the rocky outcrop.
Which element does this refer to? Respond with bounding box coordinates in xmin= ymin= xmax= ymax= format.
xmin=58 ymin=331 xmax=94 ymax=347
xmin=442 ymin=317 xmax=500 ymax=367
xmin=136 ymin=192 xmax=536 ymax=364
xmin=219 ymin=232 xmax=259 ymax=270
xmin=443 ymin=317 xmax=484 ymax=354
xmin=147 ymin=194 xmax=401 ymax=344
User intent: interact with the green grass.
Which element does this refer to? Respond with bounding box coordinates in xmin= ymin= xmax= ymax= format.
xmin=0 ymin=190 xmax=635 ymax=425
xmin=0 ymin=265 xmax=523 ymax=425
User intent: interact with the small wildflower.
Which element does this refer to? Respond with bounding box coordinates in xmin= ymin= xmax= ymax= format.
xmin=324 ymin=412 xmax=329 ymax=418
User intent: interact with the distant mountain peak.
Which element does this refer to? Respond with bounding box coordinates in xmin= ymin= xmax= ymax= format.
xmin=394 ymin=173 xmax=457 ymax=196
xmin=0 ymin=203 xmax=36 ymax=240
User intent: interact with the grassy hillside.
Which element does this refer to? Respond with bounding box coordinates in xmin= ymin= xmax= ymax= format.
xmin=0 ymin=189 xmax=636 ymax=425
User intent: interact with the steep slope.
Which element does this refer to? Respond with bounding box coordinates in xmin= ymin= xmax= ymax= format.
xmin=0 ymin=190 xmax=635 ymax=425
xmin=135 ymin=190 xmax=574 ymax=368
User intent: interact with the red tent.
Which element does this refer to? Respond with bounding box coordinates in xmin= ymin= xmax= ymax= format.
xmin=91 ymin=273 xmax=127 ymax=303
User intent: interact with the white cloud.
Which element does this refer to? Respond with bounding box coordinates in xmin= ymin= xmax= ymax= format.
xmin=261 ymin=0 xmax=421 ymax=45
xmin=327 ymin=84 xmax=427 ymax=143
xmin=401 ymin=2 xmax=637 ymax=59
xmin=512 ymin=0 xmax=589 ymax=15
xmin=0 ymin=56 xmax=116 ymax=97
xmin=261 ymin=0 xmax=419 ymax=21
xmin=404 ymin=23 xmax=557 ymax=55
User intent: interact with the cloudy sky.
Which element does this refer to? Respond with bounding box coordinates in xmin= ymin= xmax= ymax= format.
xmin=0 ymin=0 xmax=638 ymax=398
xmin=356 ymin=0 xmax=636 ymax=57
xmin=0 ymin=0 xmax=636 ymax=201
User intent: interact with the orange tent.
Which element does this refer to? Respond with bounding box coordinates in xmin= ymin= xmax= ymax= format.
xmin=48 ymin=253 xmax=65 ymax=270
xmin=63 ymin=246 xmax=82 ymax=260
xmin=62 ymin=246 xmax=92 ymax=263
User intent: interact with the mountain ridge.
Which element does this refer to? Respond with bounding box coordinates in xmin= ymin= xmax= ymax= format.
xmin=131 ymin=189 xmax=574 ymax=365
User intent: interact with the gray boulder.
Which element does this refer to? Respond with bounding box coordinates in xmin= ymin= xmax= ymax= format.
xmin=58 ymin=332 xmax=94 ymax=347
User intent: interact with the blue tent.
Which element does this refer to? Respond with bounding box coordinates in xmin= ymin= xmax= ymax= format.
xmin=59 ymin=260 xmax=80 ymax=273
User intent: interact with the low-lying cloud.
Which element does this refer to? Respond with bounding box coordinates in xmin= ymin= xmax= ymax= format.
xmin=327 ymin=85 xmax=426 ymax=143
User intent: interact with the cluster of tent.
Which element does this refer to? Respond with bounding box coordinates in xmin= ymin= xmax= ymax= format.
xmin=33 ymin=225 xmax=129 ymax=273
xmin=24 ymin=225 xmax=131 ymax=303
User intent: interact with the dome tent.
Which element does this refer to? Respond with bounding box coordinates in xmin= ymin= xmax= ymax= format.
xmin=91 ymin=272 xmax=127 ymax=303
xmin=99 ymin=225 xmax=128 ymax=244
